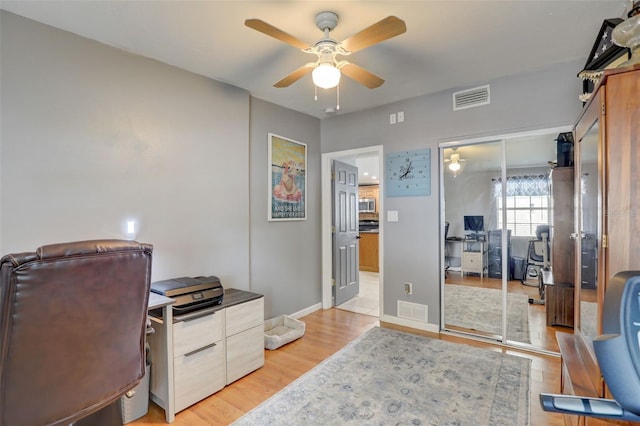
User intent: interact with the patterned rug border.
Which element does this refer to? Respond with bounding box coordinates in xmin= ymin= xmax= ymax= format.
xmin=233 ymin=326 xmax=531 ymax=425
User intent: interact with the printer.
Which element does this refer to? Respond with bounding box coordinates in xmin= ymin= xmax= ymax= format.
xmin=151 ymin=276 xmax=224 ymax=316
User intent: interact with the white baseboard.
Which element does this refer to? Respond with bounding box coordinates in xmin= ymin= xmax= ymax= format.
xmin=380 ymin=314 xmax=440 ymax=334
xmin=289 ymin=303 xmax=322 ymax=319
xmin=279 ymin=305 xmax=440 ymax=335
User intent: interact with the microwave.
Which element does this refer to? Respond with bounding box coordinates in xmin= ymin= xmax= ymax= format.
xmin=358 ymin=198 xmax=376 ymax=213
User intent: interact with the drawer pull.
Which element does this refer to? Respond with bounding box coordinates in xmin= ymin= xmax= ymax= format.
xmin=182 ymin=310 xmax=217 ymax=323
xmin=184 ymin=342 xmax=217 ymax=357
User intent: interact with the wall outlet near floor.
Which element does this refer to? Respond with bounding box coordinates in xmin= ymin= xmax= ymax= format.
xmin=404 ymin=282 xmax=412 ymax=295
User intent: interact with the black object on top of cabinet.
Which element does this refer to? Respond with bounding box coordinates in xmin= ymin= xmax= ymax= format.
xmin=488 ymin=230 xmax=511 ymax=279
xmin=556 ymin=132 xmax=574 ymax=167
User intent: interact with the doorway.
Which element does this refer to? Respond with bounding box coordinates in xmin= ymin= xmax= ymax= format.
xmin=321 ymin=145 xmax=384 ymax=317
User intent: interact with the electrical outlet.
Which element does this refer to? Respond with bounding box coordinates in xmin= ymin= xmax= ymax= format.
xmin=404 ymin=282 xmax=412 ymax=295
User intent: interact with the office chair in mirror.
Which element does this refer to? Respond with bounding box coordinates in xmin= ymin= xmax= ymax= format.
xmin=522 ymin=225 xmax=551 ymax=301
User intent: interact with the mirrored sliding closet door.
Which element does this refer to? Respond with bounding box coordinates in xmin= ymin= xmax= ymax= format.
xmin=442 ymin=140 xmax=504 ymax=341
xmin=442 ymin=129 xmax=569 ymax=353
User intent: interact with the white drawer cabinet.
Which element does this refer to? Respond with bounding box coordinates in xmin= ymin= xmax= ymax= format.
xmin=225 ymin=297 xmax=264 ymax=384
xmin=173 ymin=311 xmax=223 ymax=356
xmin=174 ymin=341 xmax=226 ymax=412
xmin=462 ymin=252 xmax=482 ymax=270
xmin=461 ymin=240 xmax=487 ymax=278
xmin=226 ymin=298 xmax=263 ymax=336
xmin=149 ymin=290 xmax=264 ymax=423
xmin=226 ymin=324 xmax=264 ymax=384
xmin=149 ymin=309 xmax=225 ymax=415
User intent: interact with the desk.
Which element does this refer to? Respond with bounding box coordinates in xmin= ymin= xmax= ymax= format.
xmin=461 ymin=240 xmax=487 ymax=279
xmin=147 ymin=292 xmax=176 ymax=423
xmin=149 ymin=292 xmax=175 ymax=311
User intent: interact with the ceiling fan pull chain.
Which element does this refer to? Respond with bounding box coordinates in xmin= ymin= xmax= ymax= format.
xmin=314 ymin=85 xmax=318 ymax=101
xmin=336 ymin=83 xmax=340 ymax=111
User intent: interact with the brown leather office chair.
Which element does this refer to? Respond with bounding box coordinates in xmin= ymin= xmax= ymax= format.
xmin=0 ymin=239 xmax=153 ymax=426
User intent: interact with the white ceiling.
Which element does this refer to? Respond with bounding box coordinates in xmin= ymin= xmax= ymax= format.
xmin=1 ymin=1 xmax=630 ymax=120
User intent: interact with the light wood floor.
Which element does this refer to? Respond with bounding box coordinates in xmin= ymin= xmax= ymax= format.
xmin=133 ymin=308 xmax=564 ymax=426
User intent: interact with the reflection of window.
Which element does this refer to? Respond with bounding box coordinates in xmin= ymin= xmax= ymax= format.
xmin=493 ymin=175 xmax=549 ymax=237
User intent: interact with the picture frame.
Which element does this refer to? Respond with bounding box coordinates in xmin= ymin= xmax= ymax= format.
xmin=268 ymin=133 xmax=307 ymax=221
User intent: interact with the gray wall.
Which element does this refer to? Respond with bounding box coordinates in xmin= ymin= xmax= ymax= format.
xmin=249 ymin=98 xmax=322 ymax=318
xmin=321 ymin=61 xmax=585 ymax=324
xmin=444 ymin=169 xmax=498 ymax=238
xmin=0 ymin=11 xmax=249 ymax=287
xmin=0 ymin=12 xmax=320 ymax=319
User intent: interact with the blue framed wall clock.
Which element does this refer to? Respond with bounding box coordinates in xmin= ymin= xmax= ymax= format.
xmin=385 ymin=148 xmax=431 ymax=197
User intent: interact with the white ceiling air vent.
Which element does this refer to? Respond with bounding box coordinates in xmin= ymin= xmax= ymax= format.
xmin=453 ymin=84 xmax=490 ymax=111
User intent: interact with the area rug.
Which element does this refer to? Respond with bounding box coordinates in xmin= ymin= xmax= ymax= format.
xmin=445 ymin=285 xmax=531 ymax=343
xmin=232 ymin=327 xmax=530 ymax=425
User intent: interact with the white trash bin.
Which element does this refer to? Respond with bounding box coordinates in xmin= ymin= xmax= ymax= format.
xmin=120 ymin=362 xmax=150 ymax=424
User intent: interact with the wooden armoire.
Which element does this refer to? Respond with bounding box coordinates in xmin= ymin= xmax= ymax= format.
xmin=557 ymin=64 xmax=640 ymax=426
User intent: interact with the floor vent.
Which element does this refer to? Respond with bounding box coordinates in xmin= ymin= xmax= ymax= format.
xmin=453 ymin=85 xmax=490 ymax=111
xmin=397 ymin=301 xmax=428 ymax=323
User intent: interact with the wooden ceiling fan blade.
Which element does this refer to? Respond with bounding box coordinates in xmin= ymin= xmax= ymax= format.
xmin=340 ymin=63 xmax=384 ymax=89
xmin=340 ymin=16 xmax=406 ymax=53
xmin=274 ymin=64 xmax=315 ymax=88
xmin=245 ymin=19 xmax=310 ymax=50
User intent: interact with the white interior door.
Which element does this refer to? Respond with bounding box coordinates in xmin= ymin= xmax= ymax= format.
xmin=332 ymin=160 xmax=359 ymax=306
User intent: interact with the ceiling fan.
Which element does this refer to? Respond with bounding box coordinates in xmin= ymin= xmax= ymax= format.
xmin=444 ymin=150 xmax=466 ymax=173
xmin=245 ymin=11 xmax=406 ymax=90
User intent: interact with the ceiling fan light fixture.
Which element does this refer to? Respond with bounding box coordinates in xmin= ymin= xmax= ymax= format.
xmin=448 ymin=161 xmax=461 ymax=172
xmin=312 ymin=63 xmax=341 ymax=89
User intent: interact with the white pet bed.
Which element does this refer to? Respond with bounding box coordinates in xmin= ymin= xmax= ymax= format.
xmin=264 ymin=315 xmax=305 ymax=350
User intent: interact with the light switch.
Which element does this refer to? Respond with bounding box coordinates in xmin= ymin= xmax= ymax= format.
xmin=397 ymin=111 xmax=404 ymax=122
xmin=390 ymin=113 xmax=397 ymax=125
xmin=388 ymin=210 xmax=399 ymax=222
